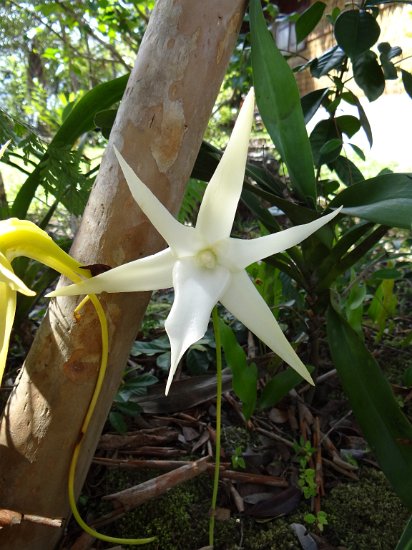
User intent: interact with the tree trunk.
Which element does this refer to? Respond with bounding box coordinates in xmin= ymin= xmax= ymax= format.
xmin=0 ymin=1 xmax=246 ymax=548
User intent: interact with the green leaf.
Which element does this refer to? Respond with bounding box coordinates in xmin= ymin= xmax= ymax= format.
xmin=353 ymin=50 xmax=385 ymax=102
xmin=131 ymin=336 xmax=170 ymax=356
xmin=301 ymin=88 xmax=329 ymax=124
xmin=115 ymin=401 xmax=142 ymax=416
xmin=327 ymin=306 xmax=412 ymax=508
xmin=335 ymin=115 xmax=361 ymax=138
xmin=127 ymin=373 xmax=159 ymax=387
xmin=319 ymin=138 xmax=342 ymax=160
xmin=328 ymin=155 xmax=364 ymax=186
xmin=395 ymin=515 xmax=412 ymax=550
xmin=258 ymin=365 xmax=315 ymax=410
xmin=379 ymin=43 xmax=399 ymax=80
xmin=12 ymin=74 xmax=129 ymax=219
xmin=370 ymin=268 xmax=402 ymax=280
xmin=310 ymin=119 xmax=342 ymax=166
xmin=250 ymin=0 xmax=317 ymax=205
xmin=401 ymin=69 xmax=412 ymax=99
xmin=94 ymin=108 xmax=118 ymax=139
xmin=352 ymin=94 xmax=373 ymax=146
xmin=334 ymin=10 xmax=381 ymax=58
xmin=192 ymin=141 xmax=284 ymax=197
xmin=368 ymin=279 xmax=397 ymax=339
xmin=295 ymin=1 xmax=326 ymax=43
xmin=310 ymin=45 xmax=346 ymax=78
xmin=348 ymin=142 xmax=366 ymax=161
xmin=109 ymin=411 xmax=128 ymax=434
xmin=219 ymin=318 xmax=257 ymax=419
xmin=329 ymin=173 xmax=412 ymax=228
xmin=378 ymin=42 xmax=402 ymax=61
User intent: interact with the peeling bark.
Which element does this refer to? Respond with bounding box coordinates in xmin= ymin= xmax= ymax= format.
xmin=0 ymin=1 xmax=246 ymax=548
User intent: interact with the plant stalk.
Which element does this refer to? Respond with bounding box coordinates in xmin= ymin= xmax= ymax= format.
xmin=209 ymin=306 xmax=223 ymax=547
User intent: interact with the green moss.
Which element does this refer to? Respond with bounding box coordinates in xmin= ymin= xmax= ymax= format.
xmin=97 ymin=468 xmax=302 ymax=549
xmin=85 ymin=464 xmax=410 ymax=549
xmin=240 ymin=518 xmax=300 ymax=550
xmin=323 ymin=468 xmax=410 ymax=549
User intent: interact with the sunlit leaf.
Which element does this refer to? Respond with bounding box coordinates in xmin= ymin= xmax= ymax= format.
xmin=329 ymin=173 xmax=412 ymax=228
xmin=250 ymin=0 xmax=317 ymax=205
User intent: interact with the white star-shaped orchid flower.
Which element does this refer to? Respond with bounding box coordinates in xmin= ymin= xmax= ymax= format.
xmin=48 ymin=89 xmax=340 ymax=394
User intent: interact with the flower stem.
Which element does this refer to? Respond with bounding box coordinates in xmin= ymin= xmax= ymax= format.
xmin=209 ymin=306 xmax=223 ymax=548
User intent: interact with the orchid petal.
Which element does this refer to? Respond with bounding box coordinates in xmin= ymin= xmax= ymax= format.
xmin=0 ymin=282 xmax=17 ymax=384
xmin=164 ymin=258 xmax=231 ymax=394
xmin=0 ymin=252 xmax=35 ymax=296
xmin=219 ymin=208 xmax=342 ymax=270
xmin=114 ymin=148 xmax=197 ymax=255
xmin=0 ymin=218 xmax=83 ymax=280
xmin=221 ymin=270 xmax=313 ymax=384
xmin=195 ymin=89 xmax=255 ymax=243
xmin=48 ymin=248 xmax=175 ymax=297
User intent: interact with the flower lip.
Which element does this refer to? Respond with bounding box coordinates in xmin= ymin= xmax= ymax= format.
xmin=196 ymin=248 xmax=217 ymax=269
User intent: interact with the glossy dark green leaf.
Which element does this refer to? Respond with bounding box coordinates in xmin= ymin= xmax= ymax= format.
xmin=378 ymin=42 xmax=402 ymax=61
xmin=341 ymin=90 xmax=373 ymax=146
xmin=348 ymin=142 xmax=366 ymax=161
xmin=336 ymin=115 xmax=361 ymax=138
xmin=378 ymin=40 xmax=401 ymax=81
xmin=94 ymin=108 xmax=118 ymax=138
xmin=334 ymin=10 xmax=381 ymax=58
xmin=354 ymin=95 xmax=373 ymax=146
xmin=258 ymin=365 xmax=315 ymax=410
xmin=310 ymin=45 xmax=346 ymax=78
xmin=250 ymin=0 xmax=317 ymax=205
xmin=192 ymin=141 xmax=284 ymax=197
xmin=329 ymin=173 xmax=412 ymax=228
xmin=328 ymin=155 xmax=364 ymax=186
xmin=322 ymin=179 xmax=340 ymax=195
xmin=401 ymin=69 xmax=412 ymax=99
xmin=319 ymin=138 xmax=342 ymax=160
xmin=353 ymin=50 xmax=385 ymax=101
xmin=219 ymin=318 xmax=257 ymax=419
xmin=131 ymin=336 xmax=170 ymax=356
xmin=301 ymin=88 xmax=329 ymax=124
xmin=310 ymin=119 xmax=341 ymax=166
xmin=295 ymin=1 xmax=326 ymax=43
xmin=327 ymin=306 xmax=412 ymax=508
xmin=380 ymin=58 xmax=398 ymax=80
xmin=127 ymin=373 xmax=159 ymax=388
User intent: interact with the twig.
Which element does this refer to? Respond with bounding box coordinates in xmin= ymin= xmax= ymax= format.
xmin=103 ymin=456 xmax=210 ymax=511
xmin=322 ymin=458 xmax=359 ymax=480
xmin=92 ymin=456 xmax=289 ymax=486
xmin=0 ymin=509 xmax=62 ymax=528
xmin=253 ymin=420 xmax=294 ymax=448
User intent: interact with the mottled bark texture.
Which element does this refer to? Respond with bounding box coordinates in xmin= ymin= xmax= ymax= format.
xmin=0 ymin=1 xmax=246 ymax=547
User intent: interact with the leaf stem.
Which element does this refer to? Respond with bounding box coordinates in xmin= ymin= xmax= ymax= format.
xmin=209 ymin=306 xmax=223 ymax=548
